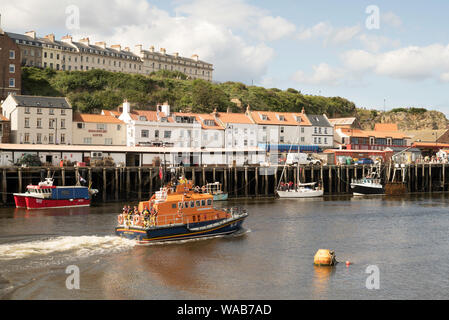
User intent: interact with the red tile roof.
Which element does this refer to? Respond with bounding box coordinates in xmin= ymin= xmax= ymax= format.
xmin=73 ymin=113 xmax=124 ymax=124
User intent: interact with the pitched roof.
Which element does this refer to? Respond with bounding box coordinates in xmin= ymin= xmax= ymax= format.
xmin=101 ymin=110 xmax=121 ymax=117
xmin=250 ymin=111 xmax=312 ymax=126
xmin=375 ymin=123 xmax=398 ymax=131
xmin=12 ymin=95 xmax=71 ymax=109
xmin=73 ymin=113 xmax=124 ymax=124
xmin=307 ymin=114 xmax=332 ymax=127
xmin=340 ymin=128 xmax=410 ymax=139
xmin=216 ymin=112 xmax=254 ymax=125
xmin=329 ymin=117 xmax=357 ymax=126
xmin=403 ymin=129 xmax=448 ymax=143
xmin=129 ymin=110 xmax=172 ymax=122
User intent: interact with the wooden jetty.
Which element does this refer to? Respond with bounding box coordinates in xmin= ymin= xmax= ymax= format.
xmin=1 ymin=163 xmax=448 ymax=205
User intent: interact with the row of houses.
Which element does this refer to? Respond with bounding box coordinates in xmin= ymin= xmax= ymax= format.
xmin=1 ymin=94 xmax=448 ymax=167
xmin=0 ymin=27 xmax=214 ymax=100
xmin=0 ymin=95 xmax=334 ymax=151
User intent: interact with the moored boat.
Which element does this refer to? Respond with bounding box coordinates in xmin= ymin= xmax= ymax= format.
xmin=205 ymin=182 xmax=229 ymax=201
xmin=351 ymin=170 xmax=384 ymax=196
xmin=14 ymin=178 xmax=98 ymax=209
xmin=115 ymin=178 xmax=248 ymax=244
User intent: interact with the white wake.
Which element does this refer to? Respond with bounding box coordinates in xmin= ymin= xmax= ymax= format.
xmin=0 ymin=236 xmax=136 ymax=261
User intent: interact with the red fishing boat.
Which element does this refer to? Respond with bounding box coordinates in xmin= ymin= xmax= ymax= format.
xmin=14 ymin=178 xmax=98 ymax=210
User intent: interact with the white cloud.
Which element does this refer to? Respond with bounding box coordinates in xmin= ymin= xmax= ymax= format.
xmin=358 ymin=34 xmax=401 ymax=52
xmin=297 ymin=22 xmax=333 ymax=41
xmin=291 ymin=63 xmax=345 ymax=86
xmin=0 ymin=0 xmax=289 ymax=83
xmin=342 ymin=44 xmax=449 ymax=81
xmin=381 ymin=11 xmax=402 ymax=28
xmin=297 ymin=22 xmax=362 ymax=45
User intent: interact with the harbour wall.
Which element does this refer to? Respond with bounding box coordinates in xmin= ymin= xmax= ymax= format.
xmin=1 ymin=163 xmax=448 ymax=205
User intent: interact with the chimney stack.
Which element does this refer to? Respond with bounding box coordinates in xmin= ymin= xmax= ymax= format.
xmin=79 ymin=37 xmax=90 ymax=46
xmin=95 ymin=41 xmax=106 ymax=49
xmin=150 ymin=45 xmax=155 ymax=53
xmin=61 ymin=35 xmax=73 ymax=44
xmin=124 ymin=47 xmax=130 ymax=52
xmin=44 ymin=34 xmax=56 ymax=42
xmin=174 ymin=52 xmax=179 ymax=58
xmin=192 ymin=54 xmax=199 ymax=62
xmin=111 ymin=44 xmax=121 ymax=52
xmin=122 ymin=99 xmax=131 ymax=115
xmin=134 ymin=44 xmax=142 ymax=53
xmin=160 ymin=48 xmax=166 ymax=54
xmin=25 ymin=31 xmax=37 ymax=39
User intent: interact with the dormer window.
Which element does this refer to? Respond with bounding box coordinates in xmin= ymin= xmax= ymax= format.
xmin=139 ymin=116 xmax=147 ymax=121
xmin=204 ymin=120 xmax=215 ymax=126
xmin=296 ymin=116 xmax=302 ymax=123
xmin=278 ymin=115 xmax=285 ymax=121
xmin=261 ymin=115 xmax=268 ymax=121
xmin=161 ymin=117 xmax=168 ymax=122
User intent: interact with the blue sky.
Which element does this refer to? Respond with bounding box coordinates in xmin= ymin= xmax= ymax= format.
xmin=2 ymin=0 xmax=449 ymax=114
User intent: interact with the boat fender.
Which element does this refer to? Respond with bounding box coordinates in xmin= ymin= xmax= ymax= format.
xmin=117 ymin=215 xmax=124 ymax=225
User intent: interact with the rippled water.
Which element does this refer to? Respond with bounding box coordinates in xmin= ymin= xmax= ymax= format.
xmin=1 ymin=194 xmax=449 ymax=300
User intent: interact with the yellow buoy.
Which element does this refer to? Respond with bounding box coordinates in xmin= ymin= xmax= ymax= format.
xmin=314 ymin=249 xmax=336 ymax=266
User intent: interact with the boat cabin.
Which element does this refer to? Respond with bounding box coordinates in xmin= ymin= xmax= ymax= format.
xmin=138 ymin=180 xmax=230 ymax=226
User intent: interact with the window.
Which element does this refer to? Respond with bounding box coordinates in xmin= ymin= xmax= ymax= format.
xmin=139 ymin=116 xmax=147 ymax=121
xmin=37 ymin=133 xmax=42 ymax=144
xmin=9 ymin=64 xmax=15 ymax=73
xmin=9 ymin=78 xmax=15 ymax=88
xmin=207 ymin=199 xmax=212 ymax=206
xmin=190 ymin=201 xmax=195 ymax=208
xmin=37 ymin=108 xmax=42 ymax=114
xmin=164 ymin=131 xmax=171 ymax=139
xmin=60 ymin=119 xmax=66 ymax=129
xmin=172 ymin=204 xmax=177 ymax=209
xmin=77 ymin=123 xmax=85 ymax=129
xmin=141 ymin=130 xmax=149 ymax=138
xmin=280 ymin=127 xmax=285 ymax=133
xmin=60 ymin=134 xmax=66 ymax=144
xmin=24 ymin=107 xmax=30 ymax=114
xmin=49 ymin=133 xmax=54 ymax=144
xmin=24 ymin=133 xmax=30 ymax=143
xmin=97 ymin=124 xmax=106 ymax=130
xmin=24 ymin=118 xmax=30 ymax=128
xmin=83 ymin=137 xmax=92 ymax=144
xmin=61 ymin=109 xmax=66 ymax=115
xmin=301 ymin=127 xmax=305 ymax=134
xmin=36 ymin=118 xmax=42 ymax=128
xmin=49 ymin=109 xmax=54 ymax=115
xmin=117 ymin=125 xmax=121 ymax=131
xmin=155 ymin=130 xmax=159 ymax=138
xmin=49 ymin=119 xmax=55 ymax=129
xmin=201 ymin=200 xmax=206 ymax=206
xmin=196 ymin=200 xmax=201 ymax=207
xmin=105 ymin=138 xmax=113 ymax=145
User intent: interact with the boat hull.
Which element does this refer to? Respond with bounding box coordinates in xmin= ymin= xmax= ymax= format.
xmin=20 ymin=196 xmax=91 ymax=209
xmin=277 ymin=189 xmax=324 ymax=198
xmin=351 ymin=184 xmax=384 ymax=196
xmin=115 ymin=216 xmax=247 ymax=243
xmin=213 ymin=193 xmax=229 ymax=201
xmin=13 ymin=195 xmax=28 ymax=208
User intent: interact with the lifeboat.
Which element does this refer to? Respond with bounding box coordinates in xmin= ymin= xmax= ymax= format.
xmin=115 ymin=179 xmax=248 ymax=244
xmin=314 ymin=249 xmax=337 ymax=266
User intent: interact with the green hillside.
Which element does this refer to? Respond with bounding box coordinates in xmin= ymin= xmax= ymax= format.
xmin=21 ymin=67 xmax=357 ymax=116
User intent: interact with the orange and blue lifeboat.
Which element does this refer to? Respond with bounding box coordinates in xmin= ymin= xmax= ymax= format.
xmin=115 ymin=181 xmax=248 ymax=243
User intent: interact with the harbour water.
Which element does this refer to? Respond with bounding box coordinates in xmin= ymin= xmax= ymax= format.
xmin=1 ymin=194 xmax=449 ymax=300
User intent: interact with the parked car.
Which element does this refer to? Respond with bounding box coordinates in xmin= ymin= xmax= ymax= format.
xmin=286 ymin=153 xmax=321 ymax=165
xmin=356 ymin=158 xmax=374 ymax=165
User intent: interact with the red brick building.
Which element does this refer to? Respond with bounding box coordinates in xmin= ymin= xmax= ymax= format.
xmin=0 ymin=28 xmax=22 ymax=100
